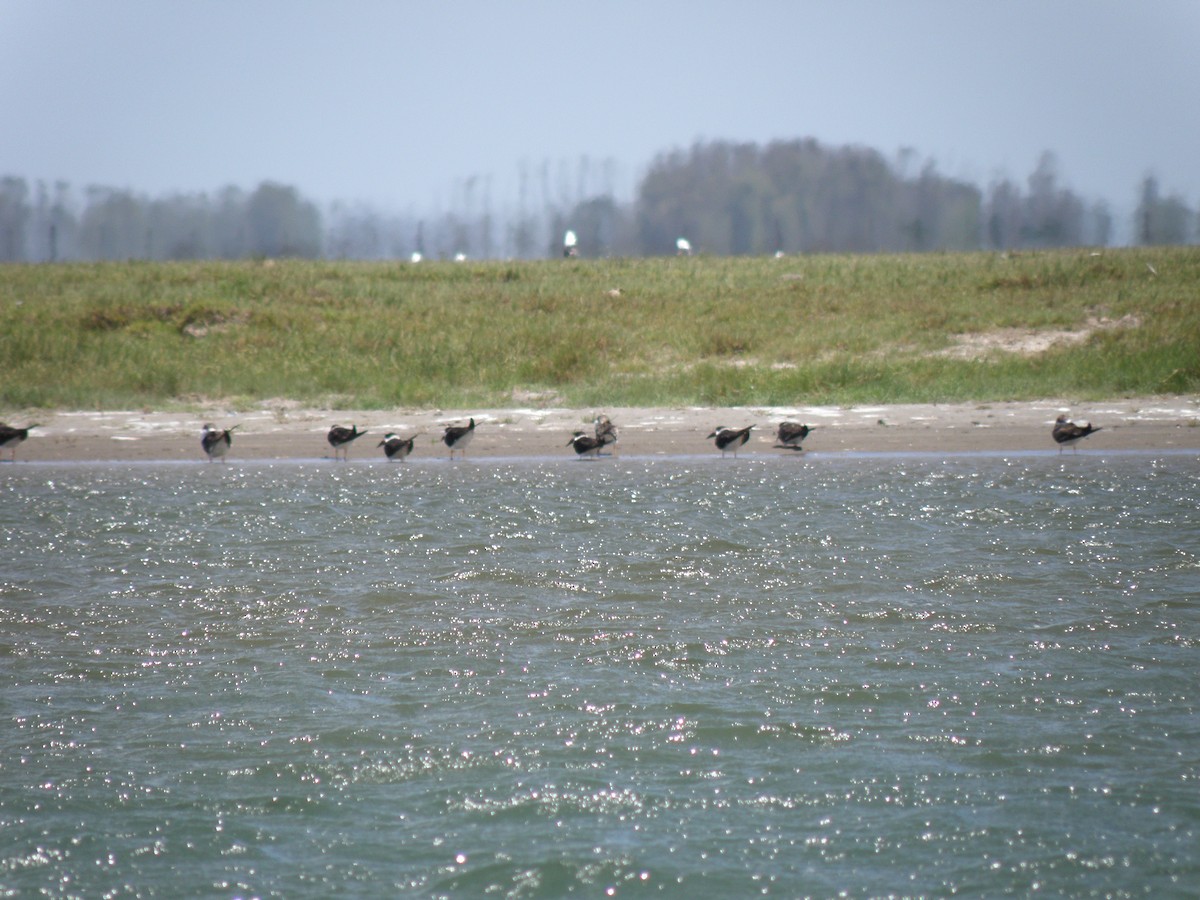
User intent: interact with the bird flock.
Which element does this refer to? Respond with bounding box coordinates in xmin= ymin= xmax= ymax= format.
xmin=1 ymin=414 xmax=1105 ymax=463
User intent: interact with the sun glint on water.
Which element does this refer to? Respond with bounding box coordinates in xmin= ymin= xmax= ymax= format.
xmin=2 ymin=454 xmax=1198 ymax=896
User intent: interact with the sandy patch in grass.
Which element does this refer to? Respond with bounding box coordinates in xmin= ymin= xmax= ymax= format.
xmin=936 ymin=315 xmax=1140 ymax=360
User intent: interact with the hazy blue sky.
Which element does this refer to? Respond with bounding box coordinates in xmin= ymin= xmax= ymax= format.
xmin=3 ymin=0 xmax=1198 ymax=217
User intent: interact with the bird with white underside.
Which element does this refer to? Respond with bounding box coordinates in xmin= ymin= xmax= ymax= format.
xmin=442 ymin=418 xmax=476 ymax=459
xmin=200 ymin=423 xmax=237 ymax=462
xmin=0 ymin=422 xmax=38 ymax=461
xmin=707 ymin=425 xmax=754 ymax=457
xmin=1052 ymin=415 xmax=1101 ymax=453
xmin=327 ymin=425 xmax=367 ymax=460
xmin=774 ymin=422 xmax=814 ymax=451
xmin=378 ymin=433 xmax=416 ymax=461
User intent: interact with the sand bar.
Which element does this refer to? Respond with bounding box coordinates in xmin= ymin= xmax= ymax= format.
xmin=4 ymin=398 xmax=1199 ymax=463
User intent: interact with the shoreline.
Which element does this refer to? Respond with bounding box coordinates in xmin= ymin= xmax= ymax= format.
xmin=4 ymin=398 xmax=1200 ymax=462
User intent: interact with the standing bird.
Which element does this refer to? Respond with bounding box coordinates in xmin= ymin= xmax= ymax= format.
xmin=1052 ymin=415 xmax=1101 ymax=453
xmin=676 ymin=237 xmax=692 ymax=256
xmin=0 ymin=422 xmax=38 ymax=461
xmin=775 ymin=422 xmax=814 ymax=451
xmin=200 ymin=423 xmax=237 ymax=462
xmin=594 ymin=414 xmax=618 ymax=446
xmin=442 ymin=417 xmax=476 ymax=459
xmin=567 ymin=430 xmax=616 ymax=459
xmin=563 ymin=230 xmax=578 ymax=258
xmin=707 ymin=425 xmax=754 ymax=457
xmin=378 ymin=433 xmax=416 ymax=462
xmin=328 ymin=425 xmax=367 ymax=460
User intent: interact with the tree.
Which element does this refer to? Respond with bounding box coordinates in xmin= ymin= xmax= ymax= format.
xmin=79 ymin=187 xmax=146 ymax=259
xmin=1022 ymin=152 xmax=1084 ymax=247
xmin=633 ymin=139 xmax=982 ymax=256
xmin=0 ymin=177 xmax=31 ymax=262
xmin=1084 ymin=201 xmax=1113 ymax=247
xmin=245 ymin=182 xmax=322 ymax=258
xmin=563 ymin=194 xmax=632 ymax=257
xmin=1136 ymin=176 xmax=1193 ymax=245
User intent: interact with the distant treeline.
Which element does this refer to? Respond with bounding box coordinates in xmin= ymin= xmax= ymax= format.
xmin=1 ymin=138 xmax=1195 ymax=262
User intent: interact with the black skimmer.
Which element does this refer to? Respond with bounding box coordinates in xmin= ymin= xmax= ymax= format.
xmin=567 ymin=430 xmax=615 ymax=458
xmin=328 ymin=425 xmax=367 ymax=460
xmin=442 ymin=418 xmax=476 ymax=459
xmin=1052 ymin=415 xmax=1101 ymax=453
xmin=707 ymin=425 xmax=754 ymax=457
xmin=200 ymin=423 xmax=237 ymax=462
xmin=775 ymin=422 xmax=814 ymax=450
xmin=594 ymin=414 xmax=618 ymax=446
xmin=378 ymin=433 xmax=416 ymax=461
xmin=0 ymin=422 xmax=38 ymax=461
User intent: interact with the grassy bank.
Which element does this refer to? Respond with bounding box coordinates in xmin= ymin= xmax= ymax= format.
xmin=2 ymin=247 xmax=1197 ymax=411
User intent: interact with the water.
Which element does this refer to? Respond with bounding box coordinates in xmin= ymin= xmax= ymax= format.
xmin=3 ymin=453 xmax=1199 ymax=898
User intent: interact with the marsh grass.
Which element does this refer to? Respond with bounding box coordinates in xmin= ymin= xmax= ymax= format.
xmin=1 ymin=248 xmax=1197 ymax=411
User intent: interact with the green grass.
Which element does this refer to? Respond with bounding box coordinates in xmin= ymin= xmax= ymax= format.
xmin=2 ymin=247 xmax=1198 ymax=411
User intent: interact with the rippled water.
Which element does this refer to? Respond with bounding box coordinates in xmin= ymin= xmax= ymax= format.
xmin=3 ymin=453 xmax=1199 ymax=897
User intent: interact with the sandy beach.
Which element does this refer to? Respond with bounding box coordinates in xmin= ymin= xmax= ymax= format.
xmin=3 ymin=397 xmax=1199 ymax=462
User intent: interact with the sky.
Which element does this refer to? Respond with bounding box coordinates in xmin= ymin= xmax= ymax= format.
xmin=2 ymin=0 xmax=1198 ymax=222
